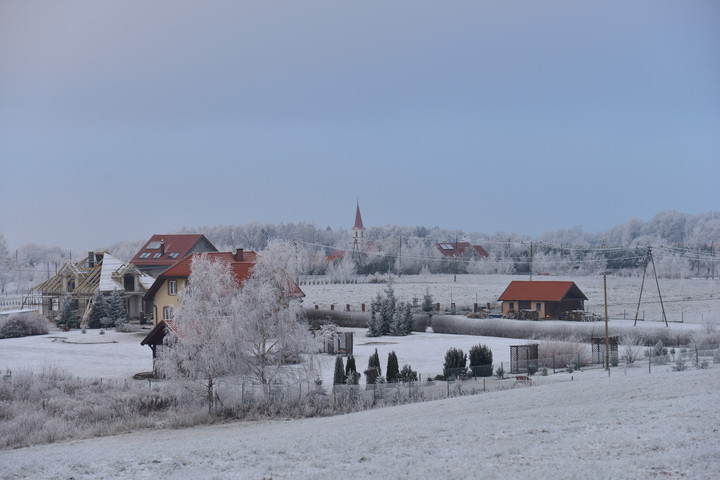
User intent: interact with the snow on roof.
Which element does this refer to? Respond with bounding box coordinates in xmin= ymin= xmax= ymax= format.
xmin=99 ymin=253 xmax=125 ymax=292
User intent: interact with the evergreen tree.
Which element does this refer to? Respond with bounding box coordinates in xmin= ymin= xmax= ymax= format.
xmin=107 ymin=289 xmax=127 ymax=327
xmin=399 ymin=364 xmax=418 ymax=382
xmin=399 ymin=302 xmax=414 ymax=335
xmin=333 ymin=355 xmax=345 ymax=385
xmin=57 ymin=296 xmax=78 ymax=328
xmin=364 ymin=348 xmax=382 ymax=384
xmin=468 ymin=344 xmax=493 ymax=377
xmin=367 ymin=292 xmax=384 ymax=337
xmin=87 ymin=290 xmax=107 ymax=328
xmin=386 ymin=351 xmax=399 ymax=383
xmin=422 ymin=288 xmax=434 ymax=313
xmin=443 ymin=347 xmax=467 ymax=379
xmin=345 ymin=354 xmax=359 ymax=384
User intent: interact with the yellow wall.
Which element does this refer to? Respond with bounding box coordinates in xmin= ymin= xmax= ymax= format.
xmin=152 ymin=279 xmax=187 ymax=324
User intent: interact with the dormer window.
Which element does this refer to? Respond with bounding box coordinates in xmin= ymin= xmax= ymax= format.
xmin=147 ymin=241 xmax=162 ymax=249
xmin=153 ymin=253 xmax=163 ymax=259
xmin=139 ymin=252 xmax=151 ymax=259
xmin=167 ymin=252 xmax=180 ymax=259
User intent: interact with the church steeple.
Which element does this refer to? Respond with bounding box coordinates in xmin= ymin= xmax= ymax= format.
xmin=352 ymin=201 xmax=365 ymax=261
xmin=353 ymin=202 xmax=365 ymax=231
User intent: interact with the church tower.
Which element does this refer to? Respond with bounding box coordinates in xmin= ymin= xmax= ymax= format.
xmin=352 ymin=201 xmax=365 ymax=261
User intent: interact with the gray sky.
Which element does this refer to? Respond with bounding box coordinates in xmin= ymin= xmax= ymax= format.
xmin=1 ymin=1 xmax=718 ymax=251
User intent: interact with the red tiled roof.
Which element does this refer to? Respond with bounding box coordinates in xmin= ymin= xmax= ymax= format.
xmin=144 ymin=250 xmax=304 ymax=299
xmin=497 ymin=281 xmax=588 ymax=302
xmin=435 ymin=242 xmax=489 ymax=258
xmin=130 ymin=234 xmax=218 ymax=267
xmin=327 ymin=250 xmax=349 ymax=262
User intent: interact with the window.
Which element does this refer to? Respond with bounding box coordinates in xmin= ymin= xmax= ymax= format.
xmin=163 ymin=306 xmax=173 ymax=320
xmin=139 ymin=252 xmax=151 ymax=259
xmin=147 ymin=241 xmax=162 ymax=249
xmin=509 ymin=302 xmax=514 ymax=311
xmin=168 ymin=252 xmax=180 ymax=259
xmin=168 ymin=280 xmax=177 ymax=295
xmin=153 ymin=252 xmax=163 ymax=259
xmin=536 ymin=303 xmax=542 ymax=311
xmin=440 ymin=243 xmax=454 ymax=250
xmin=51 ymin=298 xmax=59 ymax=311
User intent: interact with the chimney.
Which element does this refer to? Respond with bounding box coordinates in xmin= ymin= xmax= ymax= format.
xmin=160 ymin=241 xmax=165 ymax=256
xmin=88 ymin=252 xmax=95 ymax=268
xmin=234 ymin=248 xmax=244 ymax=261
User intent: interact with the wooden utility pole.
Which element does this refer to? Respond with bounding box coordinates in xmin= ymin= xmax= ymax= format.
xmin=604 ymin=274 xmax=610 ymax=371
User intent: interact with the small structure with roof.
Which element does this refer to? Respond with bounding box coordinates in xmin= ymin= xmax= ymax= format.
xmin=498 ymin=280 xmax=588 ymax=320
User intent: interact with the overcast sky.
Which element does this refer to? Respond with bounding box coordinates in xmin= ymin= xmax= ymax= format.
xmin=1 ymin=1 xmax=718 ymax=251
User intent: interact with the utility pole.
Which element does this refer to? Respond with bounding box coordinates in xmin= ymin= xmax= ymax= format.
xmin=453 ymin=235 xmax=458 ymax=282
xmin=604 ymin=273 xmax=610 ymax=372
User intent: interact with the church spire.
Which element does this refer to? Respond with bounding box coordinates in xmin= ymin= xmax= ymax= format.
xmin=352 ymin=201 xmax=365 ymax=262
xmin=353 ymin=201 xmax=365 ymax=230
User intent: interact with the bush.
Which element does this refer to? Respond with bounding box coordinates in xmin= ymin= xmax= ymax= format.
xmin=468 ymin=344 xmax=493 ymax=377
xmin=495 ymin=365 xmax=505 ymax=379
xmin=443 ymin=348 xmax=467 ymax=379
xmin=0 ymin=314 xmax=50 ymax=339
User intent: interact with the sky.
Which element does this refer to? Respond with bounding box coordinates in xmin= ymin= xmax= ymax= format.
xmin=1 ymin=1 xmax=718 ymax=251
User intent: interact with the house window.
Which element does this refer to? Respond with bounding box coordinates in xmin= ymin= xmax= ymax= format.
xmin=168 ymin=252 xmax=180 ymax=259
xmin=147 ymin=241 xmax=162 ymax=249
xmin=51 ymin=298 xmax=59 ymax=311
xmin=139 ymin=252 xmax=151 ymax=259
xmin=509 ymin=302 xmax=514 ymax=311
xmin=168 ymin=280 xmax=177 ymax=295
xmin=163 ymin=306 xmax=173 ymax=320
xmin=67 ymin=278 xmax=75 ymax=292
xmin=153 ymin=252 xmax=163 ymax=259
xmin=536 ymin=302 xmax=542 ymax=311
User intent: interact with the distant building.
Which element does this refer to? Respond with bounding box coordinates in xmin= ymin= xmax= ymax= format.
xmin=497 ymin=280 xmax=587 ymax=320
xmin=130 ymin=234 xmax=218 ymax=278
xmin=31 ymin=252 xmax=154 ymax=322
xmin=143 ymin=249 xmax=257 ymax=325
xmin=434 ymin=242 xmax=489 ymax=258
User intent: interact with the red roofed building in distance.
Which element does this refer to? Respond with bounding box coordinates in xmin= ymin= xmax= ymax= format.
xmin=497 ymin=280 xmax=588 ymax=320
xmin=130 ymin=234 xmax=218 ymax=278
xmin=434 ymin=242 xmax=489 ymax=258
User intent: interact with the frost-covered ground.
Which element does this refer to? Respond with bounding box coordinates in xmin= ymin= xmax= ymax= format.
xmin=301 ymin=274 xmax=720 ymax=324
xmin=1 ymin=274 xmax=718 ymax=478
xmin=0 ymin=365 xmax=717 ymax=479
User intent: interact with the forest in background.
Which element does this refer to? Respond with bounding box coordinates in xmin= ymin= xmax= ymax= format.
xmin=1 ymin=210 xmax=718 ymax=293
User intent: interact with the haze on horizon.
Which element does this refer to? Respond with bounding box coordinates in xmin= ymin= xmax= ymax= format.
xmin=1 ymin=1 xmax=718 ymax=251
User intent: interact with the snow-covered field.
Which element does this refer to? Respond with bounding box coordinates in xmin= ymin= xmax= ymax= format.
xmin=1 ymin=274 xmax=718 ymax=478
xmin=301 ymin=274 xmax=720 ymax=324
xmin=0 ymin=364 xmax=717 ymax=479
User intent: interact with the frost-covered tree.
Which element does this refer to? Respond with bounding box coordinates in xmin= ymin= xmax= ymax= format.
xmin=326 ymin=256 xmax=356 ymax=283
xmin=86 ymin=290 xmax=107 ymax=328
xmin=345 ymin=354 xmax=359 ymax=385
xmin=107 ymin=289 xmax=127 ymax=327
xmin=422 ymin=288 xmax=435 ymax=313
xmin=0 ymin=234 xmax=9 ymax=293
xmin=158 ymin=242 xmax=317 ymax=412
xmin=57 ymin=296 xmax=78 ymax=328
